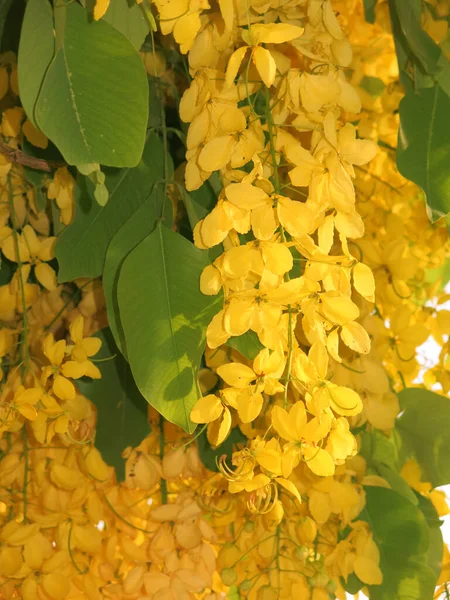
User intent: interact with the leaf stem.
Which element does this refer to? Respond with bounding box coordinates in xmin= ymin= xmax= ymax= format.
xmin=264 ymin=88 xmax=293 ymax=408
xmin=9 ymin=172 xmax=31 ymax=522
xmin=8 ymin=173 xmax=30 ymax=375
xmin=21 ymin=428 xmax=29 ymax=523
xmin=159 ymin=414 xmax=168 ymax=504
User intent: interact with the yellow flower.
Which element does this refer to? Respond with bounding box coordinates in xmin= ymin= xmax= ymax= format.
xmin=217 ymin=345 xmax=285 ymax=423
xmin=190 ymin=392 xmax=232 ymax=446
xmin=1 ymin=225 xmax=57 ymax=290
xmin=271 ymin=402 xmax=335 ymax=477
xmin=69 ymin=315 xmax=102 ymax=363
xmin=225 ymin=23 xmax=304 ymax=88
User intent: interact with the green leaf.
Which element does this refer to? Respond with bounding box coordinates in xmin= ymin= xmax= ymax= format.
xmin=392 ymin=0 xmax=441 ymax=75
xmin=361 ymin=486 xmax=435 ymax=600
xmin=0 ymin=257 xmax=14 ymax=286
xmin=103 ymin=187 xmax=172 ymax=358
xmin=363 ymin=0 xmax=378 ymax=23
xmin=197 ymin=427 xmax=246 ymax=472
xmin=117 ymin=223 xmax=221 ymax=433
xmin=183 ymin=192 xmax=209 ymax=230
xmin=17 ymin=0 xmax=55 ymax=127
xmin=226 ymin=331 xmax=264 ymax=361
xmin=103 ymin=0 xmax=148 ymax=50
xmin=374 ymin=463 xmax=419 ymax=505
xmin=360 ymin=75 xmax=386 ymax=97
xmin=343 ymin=573 xmax=364 ymax=594
xmin=414 ymin=492 xmax=444 ymax=579
xmin=23 ymin=168 xmax=49 ymax=213
xmin=0 ymin=0 xmax=13 ymax=50
xmin=189 ymin=173 xmax=220 ymax=212
xmin=76 ymin=328 xmax=150 ymax=481
xmin=360 ymin=429 xmax=398 ymax=471
xmin=426 ymin=258 xmax=450 ymax=289
xmin=35 ymin=2 xmax=148 ymax=167
xmin=397 ymin=85 xmax=450 ymax=220
xmin=55 ymin=131 xmax=165 ymax=282
xmin=397 ymin=388 xmax=450 ymax=487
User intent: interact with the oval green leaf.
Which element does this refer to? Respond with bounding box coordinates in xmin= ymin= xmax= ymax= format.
xmin=35 ymin=2 xmax=148 ymax=167
xmin=117 ymin=223 xmax=221 ymax=433
xmin=397 ymin=85 xmax=450 ymax=220
xmin=55 ymin=131 xmax=164 ymax=282
xmin=17 ymin=0 xmax=55 ymax=127
xmin=76 ymin=328 xmax=150 ymax=481
xmin=397 ymin=387 xmax=450 ymax=487
xmin=361 ymin=486 xmax=435 ymax=600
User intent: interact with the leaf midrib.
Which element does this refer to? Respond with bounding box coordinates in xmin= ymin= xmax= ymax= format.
xmin=157 ymin=225 xmax=189 ymax=428
xmin=425 ymin=87 xmax=438 ymax=200
xmin=61 ymin=44 xmax=92 ymax=160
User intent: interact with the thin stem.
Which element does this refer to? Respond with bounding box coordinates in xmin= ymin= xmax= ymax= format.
xmin=159 ymin=414 xmax=168 ymax=504
xmin=68 ymin=522 xmax=89 ymax=574
xmin=8 ymin=174 xmax=30 ymax=374
xmin=150 ymin=31 xmax=171 ymax=222
xmin=103 ymin=494 xmax=154 ymax=533
xmin=264 ymin=87 xmax=293 ymax=408
xmin=21 ymin=428 xmax=29 ymax=523
xmin=44 ymin=279 xmax=94 ymax=332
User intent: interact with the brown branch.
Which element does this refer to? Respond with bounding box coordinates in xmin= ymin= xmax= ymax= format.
xmin=0 ymin=142 xmax=66 ymax=173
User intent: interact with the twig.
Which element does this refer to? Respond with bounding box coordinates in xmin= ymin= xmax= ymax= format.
xmin=0 ymin=142 xmax=66 ymax=172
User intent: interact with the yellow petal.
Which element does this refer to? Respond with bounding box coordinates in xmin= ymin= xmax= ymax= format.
xmin=277 ymin=196 xmax=315 ymax=236
xmin=61 ymin=360 xmax=86 ymax=379
xmin=217 ymin=362 xmax=255 ymax=388
xmin=173 ymin=12 xmax=201 ymax=54
xmin=22 ymin=119 xmax=48 ymax=149
xmin=354 ymin=556 xmax=383 ymax=585
xmin=0 ymin=67 xmax=8 ymax=101
xmin=320 ymin=292 xmax=359 ymax=325
xmin=53 ymin=375 xmax=76 ymax=401
xmin=15 ymin=387 xmax=42 ymax=406
xmin=206 ymin=310 xmax=230 ymax=349
xmin=236 ymin=390 xmax=263 ymax=423
xmin=1 ymin=231 xmax=30 ymax=262
xmin=2 ymin=107 xmax=24 ymax=137
xmin=225 ymin=46 xmax=248 ymax=87
xmin=0 ymin=547 xmax=23 ymax=576
xmin=50 ymin=462 xmax=86 ymax=490
xmin=72 ymin=524 xmax=102 ymax=554
xmin=251 ymin=23 xmax=304 ymax=44
xmin=190 ymin=394 xmax=224 ymax=423
xmin=254 ymin=448 xmax=282 ymax=474
xmin=353 ymin=262 xmax=375 ymax=302
xmin=75 ymin=337 xmax=102 ymax=359
xmin=69 ymin=315 xmax=84 ymax=343
xmin=224 ymin=299 xmax=254 ymax=336
xmin=276 ymin=477 xmax=302 ymax=504
xmin=225 ymin=182 xmax=269 ymax=210
xmin=253 ymin=46 xmax=277 ymax=88
xmin=43 ymin=334 xmax=66 ymax=366
xmin=271 ymin=404 xmax=300 ymax=442
xmin=251 ymin=205 xmax=278 ymax=240
xmin=17 ymin=403 xmax=38 ymax=421
xmin=302 ymin=446 xmax=335 ymax=476
xmin=79 ymin=360 xmax=101 ymax=379
xmin=35 ymin=262 xmax=57 ymax=291
xmin=340 ymin=321 xmax=371 ymax=354
xmin=92 ymin=0 xmax=110 ymax=19
xmin=200 ymin=264 xmax=222 ymax=295
xmin=207 ymin=405 xmax=232 ymax=446
xmin=326 ymin=384 xmax=363 ymax=416
xmin=42 ymin=573 xmax=71 ymax=600
xmin=198 ymin=135 xmax=235 ymax=171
